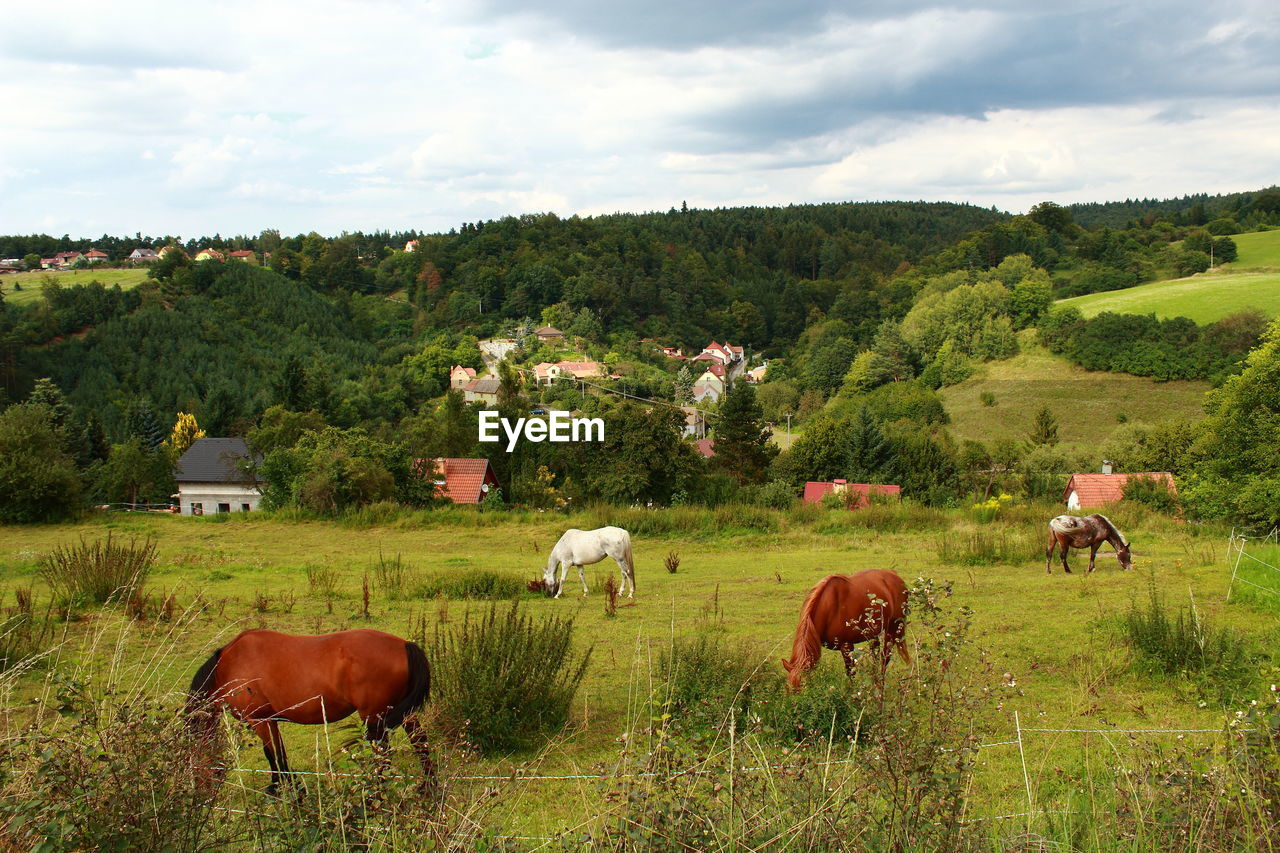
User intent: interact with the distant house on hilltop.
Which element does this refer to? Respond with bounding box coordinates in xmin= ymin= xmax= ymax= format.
xmin=415 ymin=457 xmax=499 ymax=504
xmin=84 ymin=249 xmax=108 ymax=263
xmin=227 ymin=249 xmax=257 ymax=264
xmin=463 ymin=376 xmax=500 ymax=404
xmin=535 ymin=326 xmax=564 ymax=343
xmin=128 ymin=248 xmax=159 ymax=264
xmin=449 ymin=364 xmax=478 ymax=389
xmin=195 ymin=248 xmax=225 ymax=262
xmin=803 ymin=480 xmax=901 ymax=508
xmin=174 ymin=438 xmax=263 ymax=516
xmin=1062 ymin=467 xmax=1177 ymax=511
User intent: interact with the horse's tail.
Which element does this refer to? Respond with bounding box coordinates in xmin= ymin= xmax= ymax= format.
xmin=186 ymin=647 xmax=222 ymax=717
xmin=185 ymin=647 xmax=227 ymax=791
xmin=386 ymin=641 xmax=431 ymax=731
xmin=781 ymin=577 xmax=830 ymax=684
xmin=1048 ymin=515 xmax=1077 ymax=536
xmin=1096 ymin=514 xmax=1129 ymax=547
xmin=624 ymin=533 xmax=636 ymax=591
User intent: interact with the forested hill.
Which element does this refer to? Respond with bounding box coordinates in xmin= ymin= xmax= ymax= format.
xmin=1068 ymin=186 xmax=1280 ymax=230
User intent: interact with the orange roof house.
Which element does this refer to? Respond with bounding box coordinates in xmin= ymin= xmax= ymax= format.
xmin=415 ymin=457 xmax=499 ymax=504
xmin=1062 ymin=471 xmax=1176 ymax=510
xmin=803 ymin=480 xmax=901 ymax=508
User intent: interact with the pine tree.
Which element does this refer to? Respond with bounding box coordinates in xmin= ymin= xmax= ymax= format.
xmin=673 ymin=364 xmax=694 ymax=404
xmin=711 ymin=382 xmax=777 ymax=485
xmin=126 ymin=399 xmax=167 ymax=452
xmin=1028 ymin=406 xmax=1060 ymax=447
xmin=846 ymin=406 xmax=889 ymax=482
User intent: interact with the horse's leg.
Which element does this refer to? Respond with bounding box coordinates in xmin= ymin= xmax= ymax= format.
xmin=253 ymin=720 xmax=288 ymax=795
xmin=401 ymin=715 xmax=436 ymax=790
xmin=555 ymin=561 xmax=567 ymax=598
xmin=1061 ymin=544 xmax=1072 ymax=574
xmin=840 ymin=649 xmax=857 ymax=679
xmin=578 ymin=563 xmax=588 ymax=595
xmin=616 ymin=557 xmax=633 ymax=598
xmin=1088 ymin=543 xmax=1099 ymax=573
xmin=1046 ymin=532 xmax=1056 ymax=574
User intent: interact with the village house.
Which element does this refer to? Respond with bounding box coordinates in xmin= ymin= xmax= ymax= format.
xmin=1061 ymin=464 xmax=1177 ymax=510
xmin=535 ymin=325 xmax=564 ymax=343
xmin=174 ymin=437 xmax=263 ymax=516
xmin=227 ymin=249 xmax=258 ymax=264
xmin=405 ymin=239 xmax=419 ymax=252
xmin=681 ymin=405 xmax=708 ymax=439
xmin=531 ymin=360 xmax=605 ymax=386
xmin=463 ymin=376 xmax=500 ymax=404
xmin=128 ymin=247 xmax=159 ymax=264
xmin=41 ymin=251 xmax=83 ymax=269
xmin=415 ymin=457 xmax=499 ymax=504
xmin=84 ymin=249 xmax=108 ymax=263
xmin=449 ymin=364 xmax=478 ymax=390
xmin=803 ymin=480 xmax=902 ymax=508
xmin=745 ymin=363 xmax=768 ymax=383
xmin=691 ymin=364 xmax=727 ymax=403
xmin=194 ymin=248 xmax=225 ymax=262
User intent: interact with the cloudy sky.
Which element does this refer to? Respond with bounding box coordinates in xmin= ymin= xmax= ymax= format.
xmin=2 ymin=0 xmax=1278 ymax=239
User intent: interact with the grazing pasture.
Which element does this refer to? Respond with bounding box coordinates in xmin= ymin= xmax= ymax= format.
xmin=939 ymin=338 xmax=1210 ymax=448
xmin=0 ymin=267 xmax=150 ymax=304
xmin=0 ymin=504 xmax=1276 ymax=848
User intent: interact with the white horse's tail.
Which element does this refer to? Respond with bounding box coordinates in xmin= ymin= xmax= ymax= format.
xmin=624 ymin=533 xmax=635 ymax=591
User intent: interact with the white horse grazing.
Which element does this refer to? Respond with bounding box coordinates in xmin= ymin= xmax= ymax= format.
xmin=544 ymin=527 xmax=635 ymax=599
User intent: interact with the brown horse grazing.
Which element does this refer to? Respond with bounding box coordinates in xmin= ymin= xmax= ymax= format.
xmin=780 ymin=569 xmax=911 ymax=692
xmin=1046 ymin=513 xmax=1133 ymax=574
xmin=186 ymin=628 xmax=433 ymax=795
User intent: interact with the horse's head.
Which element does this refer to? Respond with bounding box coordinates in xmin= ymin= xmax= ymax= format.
xmin=1117 ymin=543 xmax=1134 ymax=571
xmin=542 ymin=563 xmax=560 ymax=597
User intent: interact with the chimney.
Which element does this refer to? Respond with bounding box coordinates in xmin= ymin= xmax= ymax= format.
xmin=1101 ymin=460 xmax=1113 ymax=475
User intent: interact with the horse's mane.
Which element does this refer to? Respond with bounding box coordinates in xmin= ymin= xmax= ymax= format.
xmin=1095 ymin=514 xmax=1129 ymax=547
xmin=785 ymin=576 xmax=837 ymax=673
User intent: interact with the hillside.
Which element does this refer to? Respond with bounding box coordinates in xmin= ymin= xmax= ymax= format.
xmin=1056 ymin=229 xmax=1280 ymax=323
xmin=939 ymin=336 xmax=1210 ymax=448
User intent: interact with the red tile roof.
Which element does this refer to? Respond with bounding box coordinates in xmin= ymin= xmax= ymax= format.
xmin=416 ymin=457 xmax=498 ymax=504
xmin=803 ymin=481 xmax=901 ymax=507
xmin=1062 ymin=472 xmax=1176 ymax=507
xmin=695 ymin=438 xmax=715 ymax=458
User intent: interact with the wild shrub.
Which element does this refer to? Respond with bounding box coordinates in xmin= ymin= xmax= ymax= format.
xmin=373 ymin=550 xmax=416 ymax=600
xmin=656 ymin=631 xmax=759 ymax=728
xmin=424 ymin=599 xmax=591 ymax=754
xmin=1123 ymin=473 xmax=1182 ymax=515
xmin=936 ymin=527 xmax=1030 ymax=565
xmin=417 ymin=569 xmax=525 ymax=600
xmin=0 ymin=676 xmax=231 ymax=851
xmin=1122 ymin=574 xmax=1254 ymax=701
xmin=38 ymin=532 xmax=156 ymax=606
xmin=0 ymin=615 xmax=52 ymax=673
xmin=712 ymin=503 xmax=778 ymax=533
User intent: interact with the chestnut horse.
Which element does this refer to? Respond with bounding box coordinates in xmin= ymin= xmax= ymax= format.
xmin=186 ymin=628 xmax=433 ymax=794
xmin=1046 ymin=513 xmax=1133 ymax=574
xmin=780 ymin=570 xmax=910 ymax=691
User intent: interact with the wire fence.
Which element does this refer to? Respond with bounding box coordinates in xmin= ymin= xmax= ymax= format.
xmin=1226 ymin=527 xmax=1280 ymax=602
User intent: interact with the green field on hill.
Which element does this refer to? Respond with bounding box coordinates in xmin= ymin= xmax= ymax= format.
xmin=0 ymin=267 xmax=150 ymax=305
xmin=1057 ymin=229 xmax=1280 ymax=323
xmin=939 ymin=339 xmax=1210 ymax=447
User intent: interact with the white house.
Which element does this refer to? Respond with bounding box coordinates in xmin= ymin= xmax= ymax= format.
xmin=174 ymin=438 xmax=263 ymax=516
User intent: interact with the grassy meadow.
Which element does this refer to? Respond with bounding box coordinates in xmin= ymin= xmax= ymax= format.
xmin=0 ymin=267 xmax=150 ymax=305
xmin=1057 ymin=229 xmax=1280 ymax=323
xmin=1 ymin=502 xmax=1276 ymax=847
xmin=939 ymin=337 xmax=1210 ymax=448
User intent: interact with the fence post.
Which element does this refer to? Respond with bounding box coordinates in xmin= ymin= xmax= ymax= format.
xmin=1015 ymin=710 xmax=1034 ymax=832
xmin=1227 ymin=530 xmax=1246 ymax=603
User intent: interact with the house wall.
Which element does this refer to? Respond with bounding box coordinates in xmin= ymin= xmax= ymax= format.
xmin=178 ymin=482 xmax=261 ymax=516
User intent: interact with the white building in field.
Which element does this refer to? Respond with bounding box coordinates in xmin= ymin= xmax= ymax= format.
xmin=174 ymin=438 xmax=263 ymax=516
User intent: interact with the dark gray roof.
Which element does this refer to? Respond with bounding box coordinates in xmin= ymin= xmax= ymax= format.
xmin=175 ymin=438 xmax=262 ymax=484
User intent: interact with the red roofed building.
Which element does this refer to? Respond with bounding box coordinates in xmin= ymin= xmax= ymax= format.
xmin=694 ymin=438 xmax=715 ymax=458
xmin=84 ymin=249 xmax=108 ymax=263
xmin=803 ymin=480 xmax=901 ymax=508
xmin=449 ymin=364 xmax=478 ymax=389
xmin=228 ymin=249 xmax=258 ymax=264
xmin=415 ymin=457 xmax=499 ymax=504
xmin=1062 ymin=471 xmax=1177 ymax=510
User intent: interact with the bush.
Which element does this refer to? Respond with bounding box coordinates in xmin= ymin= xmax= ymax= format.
xmin=656 ymin=631 xmax=759 ymax=729
xmin=1122 ymin=473 xmax=1181 ymax=515
xmin=38 ymin=533 xmax=156 ymax=606
xmin=416 ymin=569 xmax=525 ymax=600
xmin=424 ymin=599 xmax=591 ymax=753
xmin=936 ymin=527 xmax=1030 ymax=565
xmin=1122 ymin=575 xmax=1255 ymax=701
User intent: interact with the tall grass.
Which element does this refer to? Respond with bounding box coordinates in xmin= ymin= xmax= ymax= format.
xmin=423 ymin=599 xmax=591 ymax=754
xmin=1122 ymin=574 xmax=1255 ymax=701
xmin=38 ymin=532 xmax=156 ymax=606
xmin=937 ymin=527 xmax=1035 ymax=565
xmin=416 ymin=569 xmax=526 ymax=600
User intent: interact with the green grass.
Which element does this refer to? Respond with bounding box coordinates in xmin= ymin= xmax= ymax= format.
xmin=1229 ymin=227 xmax=1280 ymax=269
xmin=939 ymin=335 xmax=1210 ymax=447
xmin=1057 ymin=229 xmax=1280 ymax=323
xmin=0 ymin=268 xmax=150 ymax=305
xmin=1058 ymin=270 xmax=1280 ymax=323
xmin=0 ymin=506 xmax=1274 ymax=841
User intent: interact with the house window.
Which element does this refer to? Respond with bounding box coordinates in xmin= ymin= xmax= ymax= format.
xmin=191 ymin=503 xmax=203 ymax=516
xmin=218 ymin=503 xmax=231 ymax=514
xmin=241 ymin=503 xmax=250 ymax=513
